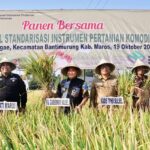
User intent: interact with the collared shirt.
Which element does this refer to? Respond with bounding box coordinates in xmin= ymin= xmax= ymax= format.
xmin=134 ymin=75 xmax=147 ymax=88
xmin=132 ymin=75 xmax=148 ymax=99
xmin=90 ymin=75 xmax=118 ymax=107
xmin=0 ymin=73 xmax=27 ymax=108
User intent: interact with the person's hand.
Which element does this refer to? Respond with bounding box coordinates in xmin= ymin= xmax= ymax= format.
xmin=134 ymin=87 xmax=144 ymax=95
xmin=75 ymin=105 xmax=82 ymax=113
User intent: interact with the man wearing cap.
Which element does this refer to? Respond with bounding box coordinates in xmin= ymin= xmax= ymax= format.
xmin=0 ymin=58 xmax=27 ymax=113
xmin=90 ymin=59 xmax=118 ymax=108
xmin=131 ymin=59 xmax=150 ymax=110
xmin=57 ymin=63 xmax=89 ymax=114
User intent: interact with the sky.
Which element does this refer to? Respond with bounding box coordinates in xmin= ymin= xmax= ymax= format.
xmin=0 ymin=0 xmax=150 ymax=10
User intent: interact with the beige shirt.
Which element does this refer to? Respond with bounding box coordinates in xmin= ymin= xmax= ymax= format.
xmin=90 ymin=75 xmax=118 ymax=107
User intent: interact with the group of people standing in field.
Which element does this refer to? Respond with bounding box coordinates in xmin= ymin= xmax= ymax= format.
xmin=0 ymin=57 xmax=149 ymax=114
xmin=57 ymin=59 xmax=150 ymax=114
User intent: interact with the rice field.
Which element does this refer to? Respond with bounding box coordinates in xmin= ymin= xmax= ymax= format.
xmin=0 ymin=90 xmax=149 ymax=150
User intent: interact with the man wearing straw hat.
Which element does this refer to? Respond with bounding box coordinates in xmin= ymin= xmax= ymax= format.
xmin=90 ymin=59 xmax=118 ymax=108
xmin=131 ymin=59 xmax=150 ymax=110
xmin=57 ymin=63 xmax=89 ymax=114
xmin=0 ymin=58 xmax=27 ymax=113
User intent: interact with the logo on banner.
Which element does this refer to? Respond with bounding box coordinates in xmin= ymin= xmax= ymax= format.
xmin=148 ymin=56 xmax=150 ymax=64
xmin=128 ymin=51 xmax=145 ymax=63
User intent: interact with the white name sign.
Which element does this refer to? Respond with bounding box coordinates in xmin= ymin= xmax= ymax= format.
xmin=45 ymin=98 xmax=70 ymax=107
xmin=0 ymin=101 xmax=18 ymax=110
xmin=101 ymin=97 xmax=124 ymax=105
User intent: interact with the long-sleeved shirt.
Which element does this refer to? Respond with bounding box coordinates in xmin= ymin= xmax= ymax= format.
xmin=0 ymin=73 xmax=27 ymax=108
xmin=131 ymin=75 xmax=150 ymax=108
xmin=90 ymin=75 xmax=118 ymax=108
xmin=134 ymin=75 xmax=147 ymax=88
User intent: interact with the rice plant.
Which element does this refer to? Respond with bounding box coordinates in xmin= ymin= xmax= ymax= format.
xmin=118 ymin=71 xmax=135 ymax=105
xmin=0 ymin=89 xmax=149 ymax=150
xmin=0 ymin=70 xmax=149 ymax=150
xmin=23 ymin=51 xmax=56 ymax=99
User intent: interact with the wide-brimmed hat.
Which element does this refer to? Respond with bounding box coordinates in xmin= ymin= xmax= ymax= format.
xmin=132 ymin=59 xmax=149 ymax=74
xmin=95 ymin=59 xmax=115 ymax=75
xmin=0 ymin=58 xmax=16 ymax=71
xmin=61 ymin=62 xmax=82 ymax=76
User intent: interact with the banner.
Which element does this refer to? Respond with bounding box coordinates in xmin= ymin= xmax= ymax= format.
xmin=0 ymin=10 xmax=150 ymax=69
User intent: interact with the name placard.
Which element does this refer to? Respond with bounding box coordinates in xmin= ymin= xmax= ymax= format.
xmin=45 ymin=98 xmax=70 ymax=107
xmin=100 ymin=97 xmax=124 ymax=105
xmin=0 ymin=101 xmax=18 ymax=110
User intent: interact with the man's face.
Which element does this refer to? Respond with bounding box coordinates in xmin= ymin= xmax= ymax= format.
xmin=0 ymin=63 xmax=12 ymax=75
xmin=100 ymin=64 xmax=111 ymax=75
xmin=67 ymin=67 xmax=78 ymax=79
xmin=136 ymin=67 xmax=145 ymax=76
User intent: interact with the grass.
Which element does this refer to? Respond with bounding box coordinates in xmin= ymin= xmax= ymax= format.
xmin=0 ymin=90 xmax=149 ymax=150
